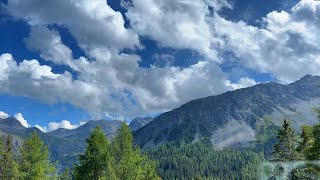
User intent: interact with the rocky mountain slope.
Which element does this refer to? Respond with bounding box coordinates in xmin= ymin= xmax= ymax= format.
xmin=134 ymin=75 xmax=320 ymax=149
xmin=129 ymin=117 xmax=154 ymax=131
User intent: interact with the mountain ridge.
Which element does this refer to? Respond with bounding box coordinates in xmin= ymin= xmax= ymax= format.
xmin=134 ymin=75 xmax=320 ymax=149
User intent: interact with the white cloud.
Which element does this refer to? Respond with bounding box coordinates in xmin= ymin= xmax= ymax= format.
xmin=0 ymin=111 xmax=9 ymax=119
xmin=125 ymin=0 xmax=230 ymax=59
xmin=35 ymin=120 xmax=81 ymax=132
xmin=14 ymin=113 xmax=30 ymax=128
xmin=47 ymin=120 xmax=79 ymax=131
xmin=3 ymin=0 xmax=320 ymax=121
xmin=0 ymin=53 xmax=109 ymax=117
xmin=2 ymin=0 xmax=239 ymax=119
xmin=213 ymin=0 xmax=320 ymax=83
xmin=226 ymin=77 xmax=258 ymax=90
xmin=4 ymin=0 xmax=140 ymax=51
xmin=35 ymin=125 xmax=47 ymax=132
xmin=0 ymin=52 xmax=235 ymax=118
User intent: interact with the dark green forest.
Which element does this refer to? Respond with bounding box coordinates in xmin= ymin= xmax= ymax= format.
xmin=147 ymin=141 xmax=265 ymax=180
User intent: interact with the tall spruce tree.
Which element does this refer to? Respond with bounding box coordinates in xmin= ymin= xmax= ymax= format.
xmin=297 ymin=125 xmax=313 ymax=159
xmin=0 ymin=135 xmax=19 ymax=180
xmin=274 ymin=119 xmax=299 ymax=161
xmin=308 ymin=124 xmax=320 ymax=160
xmin=112 ymin=123 xmax=160 ymax=180
xmin=73 ymin=126 xmax=116 ymax=180
xmin=19 ymin=131 xmax=56 ymax=180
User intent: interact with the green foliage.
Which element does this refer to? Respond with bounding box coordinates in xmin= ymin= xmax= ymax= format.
xmin=19 ymin=131 xmax=56 ymax=180
xmin=255 ymin=116 xmax=279 ymax=159
xmin=308 ymin=124 xmax=320 ymax=160
xmin=297 ymin=125 xmax=313 ymax=159
xmin=312 ymin=107 xmax=320 ymax=120
xmin=59 ymin=167 xmax=72 ymax=180
xmin=73 ymin=126 xmax=116 ymax=180
xmin=146 ymin=140 xmax=265 ymax=180
xmin=112 ymin=123 xmax=160 ymax=180
xmin=0 ymin=135 xmax=19 ymax=180
xmin=74 ymin=124 xmax=160 ymax=180
xmin=273 ymin=119 xmax=299 ymax=161
xmin=291 ymin=164 xmax=320 ymax=180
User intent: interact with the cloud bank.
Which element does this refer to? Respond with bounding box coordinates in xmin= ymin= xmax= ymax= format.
xmin=1 ymin=0 xmax=319 ymax=119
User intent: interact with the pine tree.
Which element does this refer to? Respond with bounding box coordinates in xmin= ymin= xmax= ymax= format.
xmin=308 ymin=124 xmax=320 ymax=160
xmin=113 ymin=123 xmax=160 ymax=180
xmin=19 ymin=131 xmax=56 ymax=180
xmin=73 ymin=126 xmax=116 ymax=180
xmin=273 ymin=119 xmax=299 ymax=161
xmin=297 ymin=125 xmax=313 ymax=159
xmin=0 ymin=135 xmax=19 ymax=180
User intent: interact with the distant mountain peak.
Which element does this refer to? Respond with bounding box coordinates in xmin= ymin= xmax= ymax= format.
xmin=0 ymin=117 xmax=26 ymax=131
xmin=129 ymin=117 xmax=154 ymax=131
xmin=48 ymin=119 xmax=123 ymax=140
xmin=293 ymin=74 xmax=320 ymax=84
xmin=300 ymin=74 xmax=313 ymax=79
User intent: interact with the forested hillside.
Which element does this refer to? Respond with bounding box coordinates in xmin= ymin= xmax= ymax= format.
xmin=147 ymin=140 xmax=265 ymax=180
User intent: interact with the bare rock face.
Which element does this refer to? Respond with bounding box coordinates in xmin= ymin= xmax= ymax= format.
xmin=134 ymin=75 xmax=320 ymax=149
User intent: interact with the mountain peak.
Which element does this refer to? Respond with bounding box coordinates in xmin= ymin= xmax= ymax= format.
xmin=0 ymin=117 xmax=26 ymax=131
xmin=294 ymin=74 xmax=320 ymax=83
xmin=300 ymin=74 xmax=313 ymax=80
xmin=129 ymin=117 xmax=154 ymax=131
xmin=134 ymin=75 xmax=320 ymax=149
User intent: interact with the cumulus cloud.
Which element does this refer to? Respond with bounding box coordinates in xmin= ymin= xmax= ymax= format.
xmin=3 ymin=0 xmax=319 ymax=120
xmin=226 ymin=77 xmax=258 ymax=90
xmin=213 ymin=0 xmax=320 ymax=82
xmin=0 ymin=52 xmax=235 ymax=118
xmin=2 ymin=0 xmax=239 ymax=118
xmin=125 ymin=0 xmax=230 ymax=59
xmin=0 ymin=53 xmax=109 ymax=117
xmin=14 ymin=113 xmax=30 ymax=127
xmin=47 ymin=120 xmax=79 ymax=131
xmin=35 ymin=120 xmax=82 ymax=132
xmin=4 ymin=0 xmax=140 ymax=51
xmin=0 ymin=111 xmax=30 ymax=128
xmin=0 ymin=111 xmax=9 ymax=119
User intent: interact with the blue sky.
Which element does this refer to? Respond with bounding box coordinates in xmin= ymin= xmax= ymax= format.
xmin=0 ymin=0 xmax=319 ymax=131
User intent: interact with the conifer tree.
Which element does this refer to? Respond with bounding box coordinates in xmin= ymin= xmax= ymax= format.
xmin=274 ymin=119 xmax=299 ymax=161
xmin=19 ymin=131 xmax=56 ymax=180
xmin=113 ymin=123 xmax=160 ymax=180
xmin=0 ymin=135 xmax=19 ymax=180
xmin=297 ymin=125 xmax=313 ymax=159
xmin=73 ymin=126 xmax=116 ymax=180
xmin=308 ymin=124 xmax=320 ymax=160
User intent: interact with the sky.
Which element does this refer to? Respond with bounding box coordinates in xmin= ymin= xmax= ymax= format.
xmin=0 ymin=0 xmax=319 ymax=132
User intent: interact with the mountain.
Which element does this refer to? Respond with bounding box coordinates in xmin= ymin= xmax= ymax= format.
xmin=48 ymin=120 xmax=123 ymax=140
xmin=0 ymin=118 xmax=124 ymax=168
xmin=134 ymin=75 xmax=320 ymax=149
xmin=129 ymin=117 xmax=154 ymax=131
xmin=0 ymin=117 xmax=26 ymax=131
